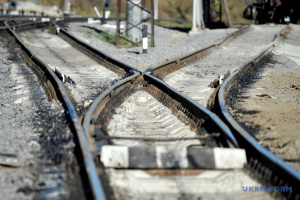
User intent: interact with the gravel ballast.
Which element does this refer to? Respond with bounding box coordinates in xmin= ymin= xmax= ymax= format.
xmin=163 ymin=25 xmax=285 ymax=107
xmin=1 ymin=18 xmax=298 ymax=198
xmin=0 ymin=32 xmax=84 ymax=199
xmin=64 ymin=21 xmax=237 ymax=69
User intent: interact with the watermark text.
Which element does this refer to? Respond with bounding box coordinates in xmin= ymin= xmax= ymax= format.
xmin=242 ymin=186 xmax=292 ymax=192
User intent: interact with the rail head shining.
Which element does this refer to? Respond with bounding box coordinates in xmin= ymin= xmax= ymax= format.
xmin=151 ymin=25 xmax=251 ymax=74
xmin=4 ymin=19 xmax=107 ymax=200
xmin=143 ymin=73 xmax=239 ymax=148
xmin=53 ymin=21 xmax=142 ymax=75
xmin=218 ymin=25 xmax=300 ymax=194
xmin=83 ymin=72 xmax=140 ymax=138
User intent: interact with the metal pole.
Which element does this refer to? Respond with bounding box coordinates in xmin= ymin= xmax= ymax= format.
xmin=154 ymin=0 xmax=158 ymax=20
xmin=151 ymin=0 xmax=154 ymax=47
xmin=115 ymin=0 xmax=121 ymax=47
xmin=142 ymin=24 xmax=148 ymax=53
xmin=102 ymin=2 xmax=107 ymax=24
xmin=222 ymin=0 xmax=232 ymax=27
xmin=94 ymin=6 xmax=101 ymax=18
xmin=191 ymin=0 xmax=204 ymax=32
xmin=64 ymin=0 xmax=71 ymax=15
xmin=199 ymin=0 xmax=204 ymax=29
xmin=203 ymin=0 xmax=210 ymax=28
xmin=141 ymin=0 xmax=146 ymax=20
xmin=219 ymin=0 xmax=222 ymax=22
xmin=64 ymin=0 xmax=68 ymax=12
xmin=126 ymin=0 xmax=142 ymax=43
xmin=192 ymin=0 xmax=197 ymax=31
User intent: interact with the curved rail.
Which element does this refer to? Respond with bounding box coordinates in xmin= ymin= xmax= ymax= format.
xmin=143 ymin=73 xmax=238 ymax=147
xmin=53 ymin=20 xmax=141 ymax=76
xmin=83 ymin=72 xmax=239 ymax=147
xmin=4 ymin=19 xmax=107 ymax=200
xmin=82 ymin=70 xmax=244 ymax=199
xmin=151 ymin=25 xmax=251 ymax=77
xmin=218 ymin=26 xmax=300 ymax=199
xmin=6 ymin=17 xmax=299 ymax=199
xmin=6 ymin=18 xmax=139 ymax=77
xmin=83 ymin=72 xmax=140 ymax=138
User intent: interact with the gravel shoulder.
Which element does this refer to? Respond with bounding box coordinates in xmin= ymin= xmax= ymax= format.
xmin=64 ymin=21 xmax=237 ymax=70
xmin=229 ymin=25 xmax=300 ymax=171
xmin=0 ymin=33 xmax=84 ymax=199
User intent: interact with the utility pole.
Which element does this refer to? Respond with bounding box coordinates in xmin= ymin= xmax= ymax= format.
xmin=154 ymin=0 xmax=158 ymax=20
xmin=64 ymin=0 xmax=71 ymax=16
xmin=126 ymin=0 xmax=142 ymax=43
xmin=191 ymin=0 xmax=205 ymax=33
xmin=116 ymin=0 xmax=154 ymax=47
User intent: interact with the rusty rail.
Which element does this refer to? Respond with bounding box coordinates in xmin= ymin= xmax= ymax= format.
xmin=4 ymin=19 xmax=107 ymax=200
xmin=151 ymin=25 xmax=251 ymax=78
xmin=83 ymin=72 xmax=140 ymax=138
xmin=7 ymin=17 xmax=300 ymax=200
xmin=53 ymin=20 xmax=141 ymax=76
xmin=218 ymin=26 xmax=300 ymax=199
xmin=83 ymin=72 xmax=239 ymax=148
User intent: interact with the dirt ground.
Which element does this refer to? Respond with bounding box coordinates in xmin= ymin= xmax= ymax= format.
xmin=230 ymin=47 xmax=300 ymax=171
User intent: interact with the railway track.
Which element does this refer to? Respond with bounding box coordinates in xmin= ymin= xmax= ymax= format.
xmin=64 ymin=19 xmax=290 ymax=199
xmin=154 ymin=25 xmax=284 ymax=107
xmin=3 ymin=18 xmax=108 ymax=199
xmin=147 ymin=21 xmax=300 ymax=199
xmin=1 ymin=17 xmax=299 ymax=199
xmin=227 ymin=25 xmax=300 ymax=172
xmin=13 ymin=20 xmax=135 ymax=112
xmin=58 ymin=19 xmax=238 ymax=70
xmin=82 ymin=70 xmax=278 ymax=199
xmin=216 ymin=25 xmax=300 ymax=200
xmin=0 ymin=21 xmax=85 ymax=199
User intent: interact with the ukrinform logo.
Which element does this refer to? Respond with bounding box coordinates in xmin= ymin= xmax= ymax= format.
xmin=242 ymin=186 xmax=292 ymax=192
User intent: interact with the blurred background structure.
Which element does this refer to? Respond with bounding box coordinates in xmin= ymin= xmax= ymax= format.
xmin=0 ymin=0 xmax=250 ymax=25
xmin=1 ymin=0 xmax=298 ymax=28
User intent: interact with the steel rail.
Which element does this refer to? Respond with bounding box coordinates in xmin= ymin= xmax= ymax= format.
xmin=83 ymin=71 xmax=239 ymax=146
xmin=0 ymin=15 xmax=39 ymax=18
xmin=5 ymin=17 xmax=116 ymax=29
xmin=94 ymin=134 xmax=220 ymax=142
xmin=4 ymin=20 xmax=107 ymax=200
xmin=53 ymin=20 xmax=141 ymax=75
xmin=0 ymin=15 xmax=49 ymax=20
xmin=6 ymin=17 xmax=135 ymax=77
xmin=82 ymin=71 xmax=241 ymax=199
xmin=151 ymin=25 xmax=251 ymax=77
xmin=8 ymin=18 xmax=296 ymax=198
xmin=143 ymin=73 xmax=238 ymax=147
xmin=83 ymin=72 xmax=140 ymax=138
xmin=0 ymin=16 xmax=108 ymax=23
xmin=56 ymin=17 xmax=118 ymax=24
xmin=7 ymin=20 xmax=51 ymax=31
xmin=218 ymin=26 xmax=300 ymax=199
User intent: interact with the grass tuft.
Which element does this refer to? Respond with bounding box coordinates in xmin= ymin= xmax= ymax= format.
xmin=155 ymin=21 xmax=192 ymax=29
xmin=21 ymin=35 xmax=34 ymax=43
xmin=98 ymin=31 xmax=137 ymax=47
